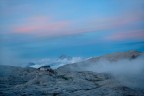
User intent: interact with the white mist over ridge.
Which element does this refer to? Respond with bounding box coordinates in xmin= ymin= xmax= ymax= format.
xmin=29 ymin=56 xmax=87 ymax=69
xmin=58 ymin=51 xmax=144 ymax=89
xmin=85 ymin=57 xmax=144 ymax=89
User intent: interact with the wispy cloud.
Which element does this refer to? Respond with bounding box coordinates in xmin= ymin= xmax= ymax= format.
xmin=1 ymin=0 xmax=144 ymax=60
xmin=12 ymin=12 xmax=144 ymax=37
xmin=105 ymin=30 xmax=144 ymax=41
xmin=13 ymin=16 xmax=69 ymax=36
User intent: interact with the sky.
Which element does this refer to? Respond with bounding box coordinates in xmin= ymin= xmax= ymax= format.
xmin=0 ymin=0 xmax=144 ymax=65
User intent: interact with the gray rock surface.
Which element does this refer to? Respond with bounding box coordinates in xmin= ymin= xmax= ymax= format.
xmin=0 ymin=65 xmax=144 ymax=96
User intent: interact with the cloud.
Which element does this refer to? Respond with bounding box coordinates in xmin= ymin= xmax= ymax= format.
xmin=87 ymin=12 xmax=144 ymax=31
xmin=13 ymin=16 xmax=69 ymax=36
xmin=105 ymin=30 xmax=144 ymax=41
xmin=85 ymin=57 xmax=144 ymax=89
xmin=1 ymin=0 xmax=144 ymax=39
xmin=11 ymin=11 xmax=144 ymax=38
xmin=66 ymin=56 xmax=144 ymax=89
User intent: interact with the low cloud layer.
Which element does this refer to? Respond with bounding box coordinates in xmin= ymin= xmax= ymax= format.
xmin=29 ymin=57 xmax=86 ymax=69
xmin=84 ymin=56 xmax=144 ymax=89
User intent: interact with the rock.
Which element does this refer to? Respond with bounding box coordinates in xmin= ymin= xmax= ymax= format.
xmin=0 ymin=65 xmax=144 ymax=96
xmin=38 ymin=65 xmax=56 ymax=75
xmin=38 ymin=65 xmax=51 ymax=71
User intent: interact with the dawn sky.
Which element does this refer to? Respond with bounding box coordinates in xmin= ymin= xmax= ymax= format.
xmin=0 ymin=0 xmax=144 ymax=65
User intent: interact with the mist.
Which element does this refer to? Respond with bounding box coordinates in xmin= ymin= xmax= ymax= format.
xmin=30 ymin=57 xmax=85 ymax=69
xmin=84 ymin=56 xmax=144 ymax=89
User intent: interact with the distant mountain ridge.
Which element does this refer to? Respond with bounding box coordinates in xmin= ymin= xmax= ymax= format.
xmin=27 ymin=55 xmax=85 ymax=69
xmin=58 ymin=54 xmax=72 ymax=60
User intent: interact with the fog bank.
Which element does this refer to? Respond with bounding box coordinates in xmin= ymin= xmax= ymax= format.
xmin=85 ymin=56 xmax=144 ymax=89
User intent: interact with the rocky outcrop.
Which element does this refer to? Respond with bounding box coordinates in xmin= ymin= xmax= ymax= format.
xmin=0 ymin=64 xmax=144 ymax=96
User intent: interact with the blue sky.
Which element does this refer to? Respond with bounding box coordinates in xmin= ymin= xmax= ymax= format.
xmin=0 ymin=0 xmax=144 ymax=65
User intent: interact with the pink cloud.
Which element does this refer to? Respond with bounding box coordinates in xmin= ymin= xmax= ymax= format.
xmin=88 ymin=13 xmax=144 ymax=31
xmin=12 ymin=12 xmax=144 ymax=37
xmin=13 ymin=16 xmax=69 ymax=36
xmin=65 ymin=13 xmax=144 ymax=36
xmin=15 ymin=22 xmax=68 ymax=33
xmin=106 ymin=30 xmax=144 ymax=41
xmin=112 ymin=13 xmax=144 ymax=28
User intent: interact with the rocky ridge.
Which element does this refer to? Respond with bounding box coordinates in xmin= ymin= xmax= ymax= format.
xmin=58 ymin=50 xmax=143 ymax=71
